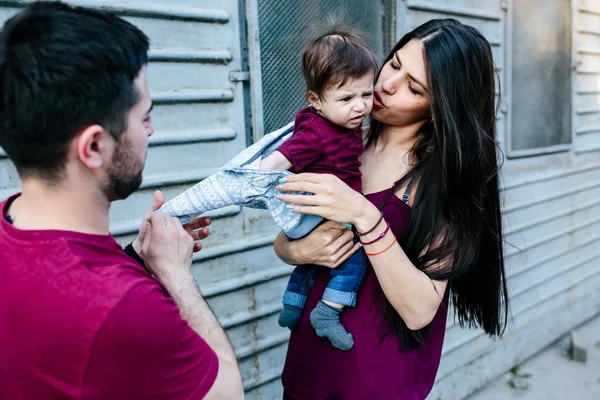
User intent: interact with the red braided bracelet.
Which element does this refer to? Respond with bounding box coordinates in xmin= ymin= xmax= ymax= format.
xmin=365 ymin=235 xmax=397 ymax=256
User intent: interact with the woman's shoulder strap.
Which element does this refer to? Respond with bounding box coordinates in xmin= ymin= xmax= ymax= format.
xmin=378 ymin=175 xmax=416 ymax=210
xmin=401 ymin=176 xmax=416 ymax=205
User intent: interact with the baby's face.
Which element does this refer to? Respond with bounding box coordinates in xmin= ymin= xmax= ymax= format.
xmin=314 ymin=72 xmax=374 ymax=130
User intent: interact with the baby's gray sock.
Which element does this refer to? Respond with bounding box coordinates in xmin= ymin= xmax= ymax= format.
xmin=278 ymin=304 xmax=303 ymax=331
xmin=309 ymin=301 xmax=354 ymax=351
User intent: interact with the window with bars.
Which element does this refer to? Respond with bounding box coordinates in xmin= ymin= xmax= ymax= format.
xmin=256 ymin=0 xmax=394 ymax=135
xmin=509 ymin=0 xmax=572 ymax=155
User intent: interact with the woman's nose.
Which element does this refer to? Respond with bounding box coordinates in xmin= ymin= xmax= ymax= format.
xmin=381 ymin=73 xmax=401 ymax=95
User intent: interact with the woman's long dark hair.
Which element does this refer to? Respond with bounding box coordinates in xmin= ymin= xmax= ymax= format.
xmin=366 ymin=19 xmax=509 ymax=350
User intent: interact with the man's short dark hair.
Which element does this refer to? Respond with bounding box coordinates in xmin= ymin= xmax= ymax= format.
xmin=0 ymin=1 xmax=149 ymax=181
xmin=301 ymin=28 xmax=377 ymax=99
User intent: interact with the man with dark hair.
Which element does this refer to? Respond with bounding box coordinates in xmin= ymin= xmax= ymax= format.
xmin=0 ymin=2 xmax=243 ymax=398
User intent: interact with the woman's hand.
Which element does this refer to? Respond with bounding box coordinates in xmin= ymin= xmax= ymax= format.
xmin=274 ymin=220 xmax=360 ymax=268
xmin=275 ymin=173 xmax=380 ymax=232
xmin=276 ymin=173 xmax=373 ymax=226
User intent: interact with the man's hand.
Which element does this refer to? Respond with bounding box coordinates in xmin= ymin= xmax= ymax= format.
xmin=133 ymin=190 xmax=211 ymax=255
xmin=140 ymin=212 xmax=194 ymax=281
xmin=134 ymin=193 xmax=243 ymax=399
xmin=132 ymin=190 xmax=164 ymax=255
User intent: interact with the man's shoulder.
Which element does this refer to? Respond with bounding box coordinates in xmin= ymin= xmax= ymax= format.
xmin=66 ymin=237 xmax=162 ymax=307
xmin=3 ymin=230 xmax=158 ymax=321
xmin=59 ymin=234 xmax=149 ymax=282
xmin=0 ymin=233 xmax=172 ymax=376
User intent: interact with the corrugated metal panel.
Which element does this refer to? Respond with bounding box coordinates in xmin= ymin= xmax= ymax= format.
xmin=0 ymin=1 xmax=287 ymax=398
xmin=0 ymin=4 xmax=22 ymax=191
xmin=424 ymin=1 xmax=600 ymax=399
xmin=430 ymin=162 xmax=600 ymax=400
xmin=574 ymin=0 xmax=600 ymax=154
xmin=0 ymin=0 xmax=250 ymax=241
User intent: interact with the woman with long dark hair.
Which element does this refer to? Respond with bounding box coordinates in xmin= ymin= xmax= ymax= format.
xmin=274 ymin=19 xmax=509 ymax=399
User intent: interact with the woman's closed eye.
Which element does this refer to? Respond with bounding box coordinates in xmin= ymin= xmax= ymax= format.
xmin=408 ymin=83 xmax=421 ymax=96
xmin=388 ymin=59 xmax=421 ymax=95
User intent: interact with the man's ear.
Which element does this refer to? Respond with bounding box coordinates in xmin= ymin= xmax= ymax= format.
xmin=307 ymin=91 xmax=322 ymax=111
xmin=75 ymin=125 xmax=112 ymax=170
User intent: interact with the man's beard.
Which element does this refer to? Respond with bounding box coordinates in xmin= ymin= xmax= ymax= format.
xmin=104 ymin=138 xmax=145 ymax=201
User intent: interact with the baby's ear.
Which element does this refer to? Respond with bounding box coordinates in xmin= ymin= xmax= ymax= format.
xmin=307 ymin=91 xmax=321 ymax=111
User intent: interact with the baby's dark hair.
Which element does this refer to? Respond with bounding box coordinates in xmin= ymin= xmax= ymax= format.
xmin=301 ymin=28 xmax=377 ymax=99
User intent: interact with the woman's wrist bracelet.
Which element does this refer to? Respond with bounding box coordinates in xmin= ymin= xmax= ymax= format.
xmin=356 ymin=211 xmax=383 ymax=237
xmin=365 ymin=235 xmax=397 ymax=257
xmin=359 ymin=222 xmax=390 ymax=245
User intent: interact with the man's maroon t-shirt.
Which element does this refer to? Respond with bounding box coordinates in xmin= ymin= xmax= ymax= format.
xmin=277 ymin=106 xmax=363 ymax=192
xmin=0 ymin=195 xmax=218 ymax=399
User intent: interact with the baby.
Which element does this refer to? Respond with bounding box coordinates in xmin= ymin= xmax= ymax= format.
xmin=260 ymin=29 xmax=377 ymax=350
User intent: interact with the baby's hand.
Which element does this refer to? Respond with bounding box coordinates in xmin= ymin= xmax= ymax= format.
xmin=182 ymin=216 xmax=211 ymax=253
